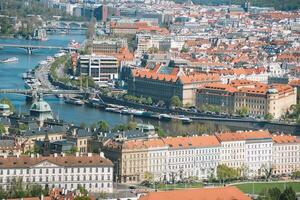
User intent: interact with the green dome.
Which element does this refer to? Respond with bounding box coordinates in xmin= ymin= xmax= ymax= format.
xmin=30 ymin=100 xmax=52 ymax=112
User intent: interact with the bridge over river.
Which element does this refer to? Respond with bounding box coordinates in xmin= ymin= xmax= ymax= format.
xmin=0 ymin=44 xmax=76 ymax=54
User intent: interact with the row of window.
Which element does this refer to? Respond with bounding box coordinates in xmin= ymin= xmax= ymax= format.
xmin=0 ymin=167 xmax=111 ymax=175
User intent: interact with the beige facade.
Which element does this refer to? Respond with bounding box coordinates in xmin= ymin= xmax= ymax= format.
xmin=128 ymin=68 xmax=220 ymax=106
xmin=196 ymin=80 xmax=296 ymax=119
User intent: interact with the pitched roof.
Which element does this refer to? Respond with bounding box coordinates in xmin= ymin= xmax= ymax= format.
xmin=272 ymin=134 xmax=300 ymax=144
xmin=138 ymin=186 xmax=251 ymax=200
xmin=0 ymin=154 xmax=113 ymax=168
xmin=216 ymin=130 xmax=272 ymax=142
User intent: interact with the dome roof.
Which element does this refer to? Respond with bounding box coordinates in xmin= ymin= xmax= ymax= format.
xmin=30 ymin=99 xmax=52 ymax=112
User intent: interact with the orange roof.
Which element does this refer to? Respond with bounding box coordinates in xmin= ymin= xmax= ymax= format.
xmin=132 ymin=68 xmax=220 ymax=84
xmin=138 ymin=186 xmax=251 ymax=200
xmin=202 ymin=83 xmax=237 ymax=93
xmin=163 ymin=135 xmax=220 ymax=148
xmin=122 ymin=135 xmax=220 ymax=150
xmin=272 ymin=134 xmax=300 ymax=144
xmin=216 ymin=130 xmax=272 ymax=142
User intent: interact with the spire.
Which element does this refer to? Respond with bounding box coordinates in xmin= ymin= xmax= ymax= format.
xmin=43 ymin=129 xmax=50 ymax=156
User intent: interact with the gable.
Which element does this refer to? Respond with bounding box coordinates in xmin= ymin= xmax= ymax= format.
xmin=32 ymin=160 xmax=60 ymax=168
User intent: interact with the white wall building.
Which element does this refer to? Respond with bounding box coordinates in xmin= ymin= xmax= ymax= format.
xmin=0 ymin=153 xmax=113 ymax=193
xmin=272 ymin=135 xmax=300 ymax=175
xmin=216 ymin=130 xmax=273 ymax=177
xmin=79 ymin=55 xmax=119 ymax=83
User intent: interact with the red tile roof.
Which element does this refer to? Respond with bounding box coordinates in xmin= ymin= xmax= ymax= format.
xmin=216 ymin=130 xmax=272 ymax=142
xmin=138 ymin=186 xmax=251 ymax=200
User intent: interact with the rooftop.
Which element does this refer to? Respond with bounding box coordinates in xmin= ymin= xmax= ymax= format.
xmin=138 ymin=186 xmax=251 ymax=200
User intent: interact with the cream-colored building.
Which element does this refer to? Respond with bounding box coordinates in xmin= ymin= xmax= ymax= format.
xmin=272 ymin=135 xmax=300 ymax=175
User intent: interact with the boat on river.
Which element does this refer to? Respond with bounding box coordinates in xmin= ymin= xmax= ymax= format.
xmin=0 ymin=57 xmax=18 ymax=63
xmin=64 ymin=98 xmax=84 ymax=106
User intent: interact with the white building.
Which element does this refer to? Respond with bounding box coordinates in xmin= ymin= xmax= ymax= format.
xmin=216 ymin=130 xmax=273 ymax=177
xmin=0 ymin=153 xmax=113 ymax=193
xmin=163 ymin=135 xmax=220 ymax=181
xmin=272 ymin=134 xmax=300 ymax=175
xmin=79 ymin=55 xmax=119 ymax=84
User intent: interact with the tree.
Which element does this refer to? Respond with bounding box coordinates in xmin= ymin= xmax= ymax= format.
xmin=128 ymin=120 xmax=137 ymax=130
xmin=146 ymin=97 xmax=153 ymax=105
xmin=291 ymin=170 xmax=300 ymax=179
xmin=0 ymin=124 xmax=6 ymax=134
xmin=237 ymin=106 xmax=248 ymax=117
xmin=155 ymin=127 xmax=166 ymax=137
xmin=148 ymin=47 xmax=159 ymax=54
xmin=98 ymin=120 xmax=109 ymax=132
xmin=0 ymin=97 xmax=14 ymax=112
xmin=264 ymin=113 xmax=274 ymax=121
xmin=0 ymin=186 xmax=7 ymax=200
xmin=28 ymin=184 xmax=44 ymax=197
xmin=216 ymin=164 xmax=240 ymax=182
xmin=280 ymin=187 xmax=297 ymax=200
xmin=8 ymin=177 xmax=27 ymax=198
xmin=144 ymin=172 xmax=154 ymax=182
xmin=170 ymin=96 xmax=182 ymax=107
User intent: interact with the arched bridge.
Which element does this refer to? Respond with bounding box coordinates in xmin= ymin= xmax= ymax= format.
xmin=0 ymin=44 xmax=76 ymax=54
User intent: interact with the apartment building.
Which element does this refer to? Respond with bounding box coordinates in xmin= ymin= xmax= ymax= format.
xmin=196 ymin=80 xmax=296 ymax=119
xmin=0 ymin=153 xmax=113 ymax=193
xmin=79 ymin=55 xmax=119 ymax=83
xmin=128 ymin=67 xmax=220 ymax=106
xmin=216 ymin=130 xmax=273 ymax=177
xmin=272 ymin=135 xmax=300 ymax=175
xmin=92 ymin=39 xmax=127 ymax=54
xmin=103 ymin=135 xmax=220 ymax=183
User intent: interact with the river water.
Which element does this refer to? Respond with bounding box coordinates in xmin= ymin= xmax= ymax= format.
xmin=0 ymin=33 xmax=244 ymax=134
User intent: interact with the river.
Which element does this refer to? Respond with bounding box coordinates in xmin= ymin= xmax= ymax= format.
xmin=0 ymin=33 xmax=248 ymax=134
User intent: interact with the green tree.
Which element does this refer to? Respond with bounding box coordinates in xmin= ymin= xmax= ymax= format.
xmin=237 ymin=106 xmax=248 ymax=117
xmin=28 ymin=184 xmax=44 ymax=197
xmin=0 ymin=123 xmax=6 ymax=134
xmin=148 ymin=47 xmax=159 ymax=54
xmin=264 ymin=113 xmax=274 ymax=121
xmin=146 ymin=97 xmax=153 ymax=105
xmin=0 ymin=97 xmax=15 ymax=112
xmin=80 ymin=122 xmax=86 ymax=129
xmin=170 ymin=96 xmax=182 ymax=107
xmin=216 ymin=164 xmax=240 ymax=182
xmin=144 ymin=172 xmax=154 ymax=182
xmin=280 ymin=187 xmax=297 ymax=200
xmin=155 ymin=126 xmax=166 ymax=137
xmin=8 ymin=177 xmax=27 ymax=198
xmin=0 ymin=186 xmax=7 ymax=200
xmin=128 ymin=120 xmax=137 ymax=130
xmin=291 ymin=170 xmax=300 ymax=179
xmin=18 ymin=123 xmax=28 ymax=131
xmin=98 ymin=120 xmax=109 ymax=132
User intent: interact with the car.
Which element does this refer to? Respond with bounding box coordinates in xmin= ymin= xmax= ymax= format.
xmin=129 ymin=186 xmax=136 ymax=190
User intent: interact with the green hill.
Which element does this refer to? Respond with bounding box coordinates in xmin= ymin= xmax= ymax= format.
xmin=174 ymin=0 xmax=300 ymax=11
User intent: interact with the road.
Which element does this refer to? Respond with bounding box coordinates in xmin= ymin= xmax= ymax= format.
xmin=35 ymin=61 xmax=55 ymax=90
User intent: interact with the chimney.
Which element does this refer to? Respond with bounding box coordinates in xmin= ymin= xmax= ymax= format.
xmin=54 ymin=153 xmax=58 ymax=157
xmin=30 ymin=154 xmax=34 ymax=158
xmin=75 ymin=152 xmax=80 ymax=157
xmin=61 ymin=152 xmax=65 ymax=157
xmin=87 ymin=153 xmax=92 ymax=157
xmin=99 ymin=152 xmax=105 ymax=158
xmin=37 ymin=153 xmax=40 ymax=158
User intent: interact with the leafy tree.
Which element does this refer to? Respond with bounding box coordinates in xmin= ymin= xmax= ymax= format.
xmin=77 ymin=184 xmax=88 ymax=196
xmin=74 ymin=196 xmax=90 ymax=200
xmin=291 ymin=170 xmax=300 ymax=179
xmin=155 ymin=127 xmax=166 ymax=137
xmin=170 ymin=96 xmax=182 ymax=107
xmin=146 ymin=97 xmax=153 ymax=105
xmin=144 ymin=172 xmax=154 ymax=182
xmin=237 ymin=106 xmax=248 ymax=117
xmin=181 ymin=46 xmax=189 ymax=53
xmin=280 ymin=187 xmax=297 ymax=200
xmin=98 ymin=120 xmax=109 ymax=132
xmin=68 ymin=146 xmax=79 ymax=154
xmin=0 ymin=123 xmax=6 ymax=134
xmin=18 ymin=123 xmax=28 ymax=131
xmin=264 ymin=113 xmax=274 ymax=121
xmin=8 ymin=177 xmax=27 ymax=198
xmin=0 ymin=97 xmax=14 ymax=112
xmin=28 ymin=184 xmax=44 ymax=197
xmin=0 ymin=186 xmax=7 ymax=200
xmin=216 ymin=164 xmax=240 ymax=182
xmin=148 ymin=47 xmax=159 ymax=54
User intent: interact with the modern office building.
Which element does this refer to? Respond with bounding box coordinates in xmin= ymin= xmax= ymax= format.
xmin=79 ymin=55 xmax=119 ymax=83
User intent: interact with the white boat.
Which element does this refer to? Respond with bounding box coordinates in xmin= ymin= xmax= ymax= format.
xmin=0 ymin=57 xmax=18 ymax=63
xmin=39 ymin=60 xmax=48 ymax=66
xmin=68 ymin=40 xmax=80 ymax=49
